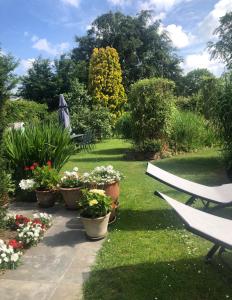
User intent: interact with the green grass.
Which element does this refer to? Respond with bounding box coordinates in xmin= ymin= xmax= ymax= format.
xmin=64 ymin=139 xmax=232 ymax=300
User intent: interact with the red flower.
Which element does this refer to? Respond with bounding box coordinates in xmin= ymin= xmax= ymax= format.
xmin=47 ymin=160 xmax=52 ymax=167
xmin=24 ymin=166 xmax=30 ymax=171
xmin=8 ymin=239 xmax=23 ymax=249
xmin=33 ymin=162 xmax=39 ymax=167
xmin=30 ymin=165 xmax=35 ymax=170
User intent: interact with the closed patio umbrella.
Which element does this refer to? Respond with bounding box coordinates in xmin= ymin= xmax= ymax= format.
xmin=58 ymin=94 xmax=71 ymax=132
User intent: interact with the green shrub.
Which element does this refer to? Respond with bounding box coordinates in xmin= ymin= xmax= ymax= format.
xmin=4 ymin=123 xmax=76 ymax=182
xmin=5 ymin=99 xmax=49 ymax=125
xmin=71 ymin=106 xmax=113 ymax=140
xmin=129 ymin=77 xmax=175 ymax=152
xmin=169 ymin=110 xmax=217 ymax=152
xmin=114 ymin=112 xmax=133 ymax=139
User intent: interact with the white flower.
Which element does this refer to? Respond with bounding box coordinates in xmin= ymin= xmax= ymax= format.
xmin=19 ymin=179 xmax=36 ymax=190
xmin=11 ymin=253 xmax=19 ymax=262
xmin=1 ymin=253 xmax=6 ymax=258
xmin=4 ymin=257 xmax=9 ymax=262
xmin=0 ymin=258 xmax=2 ymax=264
xmin=73 ymin=167 xmax=78 ymax=172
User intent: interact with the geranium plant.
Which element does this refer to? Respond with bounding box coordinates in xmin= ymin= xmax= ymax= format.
xmin=0 ymin=239 xmax=22 ymax=269
xmin=80 ymin=189 xmax=111 ymax=218
xmin=19 ymin=161 xmax=59 ymax=191
xmin=59 ymin=167 xmax=81 ymax=188
xmin=81 ymin=165 xmax=123 ymax=187
xmin=17 ymin=221 xmax=45 ymax=248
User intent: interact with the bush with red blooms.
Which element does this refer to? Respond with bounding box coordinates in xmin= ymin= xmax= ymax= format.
xmin=20 ymin=161 xmax=59 ymax=191
xmin=8 ymin=239 xmax=23 ymax=250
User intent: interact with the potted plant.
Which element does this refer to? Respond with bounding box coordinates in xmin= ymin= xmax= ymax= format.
xmin=81 ymin=165 xmax=123 ymax=222
xmin=19 ymin=161 xmax=59 ymax=208
xmin=80 ymin=189 xmax=111 ymax=239
xmin=59 ymin=167 xmax=82 ymax=210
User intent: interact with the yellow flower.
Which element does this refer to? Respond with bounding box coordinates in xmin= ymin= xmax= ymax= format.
xmin=89 ymin=189 xmax=106 ymax=196
xmin=89 ymin=199 xmax=98 ymax=206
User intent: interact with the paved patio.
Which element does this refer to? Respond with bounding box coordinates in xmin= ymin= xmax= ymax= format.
xmin=0 ymin=202 xmax=103 ymax=300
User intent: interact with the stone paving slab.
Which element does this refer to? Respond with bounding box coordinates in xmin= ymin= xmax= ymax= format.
xmin=0 ymin=202 xmax=104 ymax=300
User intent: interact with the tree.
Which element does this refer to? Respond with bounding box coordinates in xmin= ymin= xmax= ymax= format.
xmin=72 ymin=11 xmax=182 ymax=89
xmin=208 ymin=12 xmax=232 ymax=69
xmin=183 ymin=68 xmax=215 ymax=96
xmin=54 ymin=54 xmax=80 ymax=94
xmin=88 ymin=47 xmax=126 ymax=116
xmin=19 ymin=57 xmax=58 ymax=110
xmin=0 ymin=49 xmax=18 ymax=204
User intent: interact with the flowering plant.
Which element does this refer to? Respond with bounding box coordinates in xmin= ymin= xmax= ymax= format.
xmin=17 ymin=221 xmax=45 ymax=248
xmin=81 ymin=165 xmax=123 ymax=187
xmin=32 ymin=213 xmax=53 ymax=229
xmin=80 ymin=189 xmax=111 ymax=218
xmin=19 ymin=161 xmax=59 ymax=191
xmin=0 ymin=239 xmax=22 ymax=269
xmin=59 ymin=167 xmax=82 ymax=188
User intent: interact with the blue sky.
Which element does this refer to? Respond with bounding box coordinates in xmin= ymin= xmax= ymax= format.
xmin=0 ymin=0 xmax=231 ymax=76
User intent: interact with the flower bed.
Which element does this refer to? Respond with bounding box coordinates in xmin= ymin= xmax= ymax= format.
xmin=0 ymin=212 xmax=52 ymax=270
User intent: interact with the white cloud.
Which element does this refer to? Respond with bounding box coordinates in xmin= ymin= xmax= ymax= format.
xmin=61 ymin=0 xmax=80 ymax=8
xmin=199 ymin=0 xmax=232 ymax=39
xmin=107 ymin=0 xmax=131 ymax=5
xmin=32 ymin=38 xmax=70 ymax=56
xmin=138 ymin=0 xmax=185 ymax=12
xmin=20 ymin=58 xmax=36 ymax=72
xmin=181 ymin=50 xmax=226 ymax=76
xmin=165 ymin=24 xmax=194 ymax=48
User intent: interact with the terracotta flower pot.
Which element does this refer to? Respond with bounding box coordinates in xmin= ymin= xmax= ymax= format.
xmin=80 ymin=212 xmax=111 ymax=240
xmin=60 ymin=187 xmax=82 ymax=210
xmin=103 ymin=182 xmax=120 ymax=222
xmin=104 ymin=181 xmax=120 ymax=202
xmin=35 ymin=190 xmax=56 ymax=208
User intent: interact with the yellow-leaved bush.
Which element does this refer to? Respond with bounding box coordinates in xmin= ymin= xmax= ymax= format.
xmin=88 ymin=47 xmax=127 ymax=117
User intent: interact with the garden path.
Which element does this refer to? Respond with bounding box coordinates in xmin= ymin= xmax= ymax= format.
xmin=0 ymin=202 xmax=103 ymax=300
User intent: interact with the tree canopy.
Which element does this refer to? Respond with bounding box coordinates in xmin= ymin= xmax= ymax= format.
xmin=208 ymin=12 xmax=232 ymax=69
xmin=72 ymin=11 xmax=182 ymax=89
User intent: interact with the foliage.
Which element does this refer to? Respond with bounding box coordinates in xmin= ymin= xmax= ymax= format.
xmin=5 ymin=99 xmax=49 ymax=125
xmin=133 ymin=139 xmax=163 ymax=153
xmin=30 ymin=163 xmax=59 ymax=191
xmin=0 ymin=239 xmax=22 ymax=269
xmin=88 ymin=47 xmax=127 ymax=116
xmin=208 ymin=12 xmax=232 ymax=68
xmin=72 ymin=11 xmax=182 ymax=89
xmin=60 ymin=167 xmax=81 ymax=188
xmin=64 ymin=78 xmax=92 ymax=110
xmin=80 ymin=189 xmax=111 ymax=218
xmin=81 ymin=165 xmax=123 ymax=187
xmin=129 ymin=77 xmax=175 ymax=152
xmin=71 ymin=105 xmax=113 ymax=139
xmin=114 ymin=112 xmax=133 ymax=139
xmin=169 ymin=110 xmax=217 ymax=152
xmin=182 ymin=69 xmax=215 ymax=96
xmin=0 ymin=49 xmax=18 ymax=206
xmin=19 ymin=57 xmax=58 ymax=110
xmin=4 ymin=123 xmax=76 ymax=182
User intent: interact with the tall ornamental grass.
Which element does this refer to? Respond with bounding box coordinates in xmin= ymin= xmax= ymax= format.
xmin=4 ymin=123 xmax=76 ymax=181
xmin=170 ymin=110 xmax=217 ymax=152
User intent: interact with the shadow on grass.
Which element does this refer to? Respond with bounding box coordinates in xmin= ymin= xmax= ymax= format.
xmin=69 ymin=156 xmax=126 ymax=163
xmin=83 ymin=257 xmax=232 ymax=300
xmin=110 ymin=208 xmax=183 ymax=231
xmin=92 ymin=147 xmax=128 ymax=156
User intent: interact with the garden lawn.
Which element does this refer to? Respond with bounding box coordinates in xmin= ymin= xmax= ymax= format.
xmin=64 ymin=139 xmax=232 ymax=300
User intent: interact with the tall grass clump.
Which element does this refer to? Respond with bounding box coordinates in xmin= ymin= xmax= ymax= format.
xmin=4 ymin=123 xmax=76 ymax=182
xmin=170 ymin=110 xmax=217 ymax=152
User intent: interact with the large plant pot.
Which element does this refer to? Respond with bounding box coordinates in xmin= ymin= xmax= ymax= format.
xmin=80 ymin=212 xmax=111 ymax=240
xmin=60 ymin=187 xmax=81 ymax=210
xmin=103 ymin=182 xmax=120 ymax=223
xmin=35 ymin=190 xmax=56 ymax=208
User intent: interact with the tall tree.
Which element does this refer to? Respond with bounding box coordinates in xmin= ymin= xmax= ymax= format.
xmin=72 ymin=11 xmax=182 ymax=89
xmin=0 ymin=49 xmax=18 ymax=204
xmin=19 ymin=57 xmax=58 ymax=110
xmin=208 ymin=12 xmax=232 ymax=69
xmin=88 ymin=47 xmax=126 ymax=116
xmin=183 ymin=68 xmax=215 ymax=96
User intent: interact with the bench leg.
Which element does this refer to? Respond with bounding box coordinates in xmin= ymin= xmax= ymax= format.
xmin=205 ymin=244 xmax=220 ymax=263
xmin=185 ymin=196 xmax=196 ymax=206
